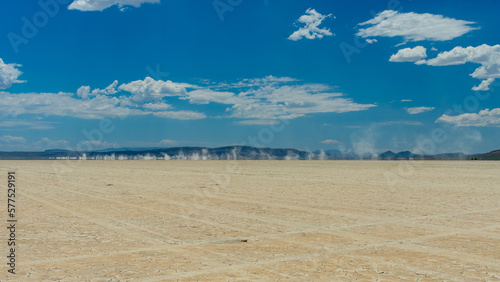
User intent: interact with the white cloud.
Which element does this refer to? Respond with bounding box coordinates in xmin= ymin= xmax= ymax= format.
xmin=226 ymin=83 xmax=375 ymax=121
xmin=0 ymin=91 xmax=203 ymax=120
xmin=68 ymin=0 xmax=160 ymax=11
xmin=152 ymin=110 xmax=206 ymax=120
xmin=184 ymin=89 xmax=248 ymax=105
xmin=0 ymin=76 xmax=374 ymax=123
xmin=0 ymin=135 xmax=26 ymax=144
xmin=472 ymin=78 xmax=495 ymax=91
xmin=321 ymin=139 xmax=341 ymax=144
xmin=401 ymin=99 xmax=412 ymax=102
xmin=0 ymin=59 xmax=24 ymax=90
xmin=118 ymin=77 xmax=190 ymax=103
xmin=436 ymin=108 xmax=500 ymax=127
xmin=142 ymin=102 xmax=172 ymax=111
xmin=0 ymin=120 xmax=55 ymax=129
xmin=406 ymin=106 xmax=435 ymax=114
xmin=33 ymin=137 xmax=69 ymax=148
xmin=77 ymin=80 xmax=118 ymax=99
xmin=0 ymin=91 xmax=134 ymax=119
xmin=288 ymin=8 xmax=333 ymax=41
xmin=237 ymin=119 xmax=280 ymax=125
xmin=389 ymin=46 xmax=427 ymax=62
xmin=357 ymin=10 xmax=478 ymax=42
xmin=417 ymin=44 xmax=500 ymax=91
xmin=366 ymin=38 xmax=377 ymax=44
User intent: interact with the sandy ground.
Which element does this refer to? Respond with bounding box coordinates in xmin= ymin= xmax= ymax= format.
xmin=1 ymin=160 xmax=499 ymax=281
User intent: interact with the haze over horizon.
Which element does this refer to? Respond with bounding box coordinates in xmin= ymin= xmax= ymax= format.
xmin=1 ymin=0 xmax=499 ymax=155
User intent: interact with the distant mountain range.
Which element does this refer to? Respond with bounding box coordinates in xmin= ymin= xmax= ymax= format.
xmin=0 ymin=146 xmax=498 ymax=160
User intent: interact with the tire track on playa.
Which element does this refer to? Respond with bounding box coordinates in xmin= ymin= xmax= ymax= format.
xmin=24 ymin=167 xmax=495 ymax=232
xmin=136 ymin=224 xmax=500 ymax=282
xmin=23 ymin=170 xmax=500 ymax=247
xmin=20 ymin=169 xmax=378 ymax=211
xmin=21 ymin=190 xmax=180 ymax=245
xmin=22 ymin=178 xmax=262 ymax=236
xmin=20 ymin=190 xmax=249 ymax=268
xmin=33 ymin=167 xmax=499 ymax=230
xmin=20 ymin=182 xmax=500 ymax=274
xmin=17 ymin=166 xmax=500 ymax=279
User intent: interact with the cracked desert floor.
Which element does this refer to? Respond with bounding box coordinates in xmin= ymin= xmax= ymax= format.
xmin=1 ymin=160 xmax=500 ymax=281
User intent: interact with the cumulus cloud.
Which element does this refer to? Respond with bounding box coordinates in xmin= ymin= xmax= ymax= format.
xmin=401 ymin=99 xmax=412 ymax=102
xmin=472 ymin=78 xmax=495 ymax=91
xmin=0 ymin=90 xmax=204 ymax=120
xmin=118 ymin=77 xmax=190 ymax=103
xmin=436 ymin=108 xmax=500 ymax=127
xmin=406 ymin=106 xmax=435 ymax=114
xmin=0 ymin=59 xmax=24 ymax=90
xmin=68 ymin=0 xmax=160 ymax=11
xmin=417 ymin=44 xmax=500 ymax=91
xmin=77 ymin=80 xmax=118 ymax=99
xmin=0 ymin=135 xmax=26 ymax=144
xmin=357 ymin=10 xmax=478 ymax=42
xmin=0 ymin=91 xmax=134 ymax=119
xmin=389 ymin=46 xmax=427 ymax=62
xmin=288 ymin=8 xmax=333 ymax=41
xmin=0 ymin=75 xmax=373 ymax=123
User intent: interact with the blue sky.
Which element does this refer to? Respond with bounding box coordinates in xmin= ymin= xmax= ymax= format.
xmin=0 ymin=0 xmax=499 ymax=154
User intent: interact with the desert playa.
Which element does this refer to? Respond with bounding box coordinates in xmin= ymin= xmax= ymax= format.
xmin=2 ymin=160 xmax=500 ymax=280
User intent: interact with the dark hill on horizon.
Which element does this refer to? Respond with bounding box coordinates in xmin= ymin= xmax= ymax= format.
xmin=0 ymin=146 xmax=497 ymax=160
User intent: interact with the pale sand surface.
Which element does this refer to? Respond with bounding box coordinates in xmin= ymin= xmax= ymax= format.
xmin=1 ymin=160 xmax=500 ymax=281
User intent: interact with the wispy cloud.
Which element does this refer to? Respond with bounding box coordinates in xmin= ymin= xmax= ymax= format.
xmin=0 ymin=120 xmax=55 ymax=129
xmin=406 ymin=106 xmax=435 ymax=114
xmin=0 ymin=135 xmax=26 ymax=144
xmin=33 ymin=137 xmax=69 ymax=148
xmin=321 ymin=139 xmax=341 ymax=144
xmin=288 ymin=8 xmax=333 ymax=41
xmin=375 ymin=121 xmax=424 ymax=126
xmin=357 ymin=10 xmax=478 ymax=43
xmin=68 ymin=0 xmax=160 ymax=12
xmin=437 ymin=108 xmax=500 ymax=127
